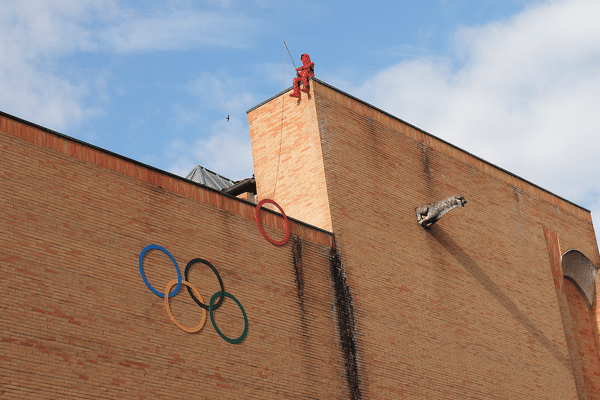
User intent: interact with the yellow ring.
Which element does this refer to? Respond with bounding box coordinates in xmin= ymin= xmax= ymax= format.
xmin=164 ymin=279 xmax=207 ymax=333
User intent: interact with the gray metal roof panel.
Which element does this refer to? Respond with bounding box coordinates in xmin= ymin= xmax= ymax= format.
xmin=185 ymin=165 xmax=235 ymax=191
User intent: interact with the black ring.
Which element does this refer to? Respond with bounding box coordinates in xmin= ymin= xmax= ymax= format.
xmin=184 ymin=258 xmax=225 ymax=311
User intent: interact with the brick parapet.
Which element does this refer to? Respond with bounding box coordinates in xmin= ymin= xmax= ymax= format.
xmin=0 ymin=111 xmax=332 ymax=247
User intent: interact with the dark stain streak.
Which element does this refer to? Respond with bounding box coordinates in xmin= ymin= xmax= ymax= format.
xmin=291 ymin=235 xmax=319 ymax=399
xmin=329 ymin=240 xmax=362 ymax=400
xmin=292 ymin=235 xmax=305 ymax=303
xmin=420 ymin=142 xmax=434 ymax=192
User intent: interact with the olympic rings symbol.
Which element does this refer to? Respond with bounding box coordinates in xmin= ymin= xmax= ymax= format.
xmin=255 ymin=199 xmax=290 ymax=246
xmin=138 ymin=244 xmax=248 ymax=344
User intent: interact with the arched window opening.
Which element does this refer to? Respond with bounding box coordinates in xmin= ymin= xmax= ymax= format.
xmin=561 ymin=249 xmax=597 ymax=308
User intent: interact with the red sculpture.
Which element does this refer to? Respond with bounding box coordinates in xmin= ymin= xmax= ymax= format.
xmin=289 ymin=53 xmax=314 ymax=99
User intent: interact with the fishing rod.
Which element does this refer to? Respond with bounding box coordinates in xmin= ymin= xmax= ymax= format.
xmin=283 ymin=41 xmax=297 ymax=69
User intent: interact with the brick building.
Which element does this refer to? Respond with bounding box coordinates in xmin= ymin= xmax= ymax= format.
xmin=1 ymin=78 xmax=599 ymax=399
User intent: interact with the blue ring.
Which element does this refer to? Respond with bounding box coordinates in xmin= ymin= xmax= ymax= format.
xmin=138 ymin=244 xmax=182 ymax=298
xmin=209 ymin=291 xmax=248 ymax=344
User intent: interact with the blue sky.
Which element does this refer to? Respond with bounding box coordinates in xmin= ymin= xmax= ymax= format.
xmin=2 ymin=0 xmax=600 ymax=243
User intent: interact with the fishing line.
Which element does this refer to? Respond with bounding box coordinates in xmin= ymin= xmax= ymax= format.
xmin=271 ymin=41 xmax=287 ymax=199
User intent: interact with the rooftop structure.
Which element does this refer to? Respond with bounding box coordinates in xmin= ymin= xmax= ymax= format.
xmin=185 ymin=165 xmax=236 ymax=190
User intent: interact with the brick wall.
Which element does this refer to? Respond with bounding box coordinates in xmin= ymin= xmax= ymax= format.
xmin=249 ymin=79 xmax=600 ymax=398
xmin=248 ymin=88 xmax=333 ymax=231
xmin=0 ymin=113 xmax=354 ymax=399
xmin=3 ymin=71 xmax=600 ymax=399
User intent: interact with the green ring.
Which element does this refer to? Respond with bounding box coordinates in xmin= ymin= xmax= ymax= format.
xmin=209 ymin=291 xmax=248 ymax=344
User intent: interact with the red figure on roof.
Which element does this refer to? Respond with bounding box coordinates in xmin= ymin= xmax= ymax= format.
xmin=289 ymin=54 xmax=314 ymax=99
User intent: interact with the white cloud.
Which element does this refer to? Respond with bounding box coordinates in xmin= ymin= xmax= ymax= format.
xmin=167 ymin=72 xmax=257 ymax=180
xmin=0 ymin=1 xmax=261 ymax=132
xmin=350 ymin=0 xmax=600 ymax=245
xmin=170 ymin=103 xmax=205 ymax=131
xmin=167 ymin=119 xmax=253 ymax=181
xmin=253 ymin=62 xmax=295 ymax=88
xmin=102 ymin=11 xmax=260 ymax=53
xmin=0 ymin=63 xmax=102 ymax=131
xmin=0 ymin=0 xmax=111 ymax=130
xmin=186 ymin=71 xmax=258 ymax=113
xmin=0 ymin=0 xmax=112 ymax=57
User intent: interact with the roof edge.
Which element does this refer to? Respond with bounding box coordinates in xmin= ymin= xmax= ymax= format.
xmin=223 ymin=176 xmax=256 ymax=196
xmin=246 ymin=78 xmax=590 ymax=214
xmin=0 ymin=109 xmax=334 ymax=238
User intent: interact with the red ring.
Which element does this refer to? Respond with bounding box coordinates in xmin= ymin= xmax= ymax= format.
xmin=255 ymin=199 xmax=290 ymax=246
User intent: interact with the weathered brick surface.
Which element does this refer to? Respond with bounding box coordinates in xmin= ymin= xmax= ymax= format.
xmin=565 ymin=279 xmax=600 ymax=398
xmin=248 ymin=79 xmax=600 ymax=398
xmin=544 ymin=227 xmax=590 ymax=398
xmin=3 ymin=72 xmax=600 ymax=399
xmin=0 ymin=113 xmax=349 ymax=399
xmin=248 ymin=89 xmax=333 ymax=231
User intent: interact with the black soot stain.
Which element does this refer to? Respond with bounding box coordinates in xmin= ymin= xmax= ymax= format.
xmin=292 ymin=235 xmax=305 ymax=305
xmin=329 ymin=241 xmax=362 ymax=400
xmin=292 ymin=235 xmax=310 ymax=343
